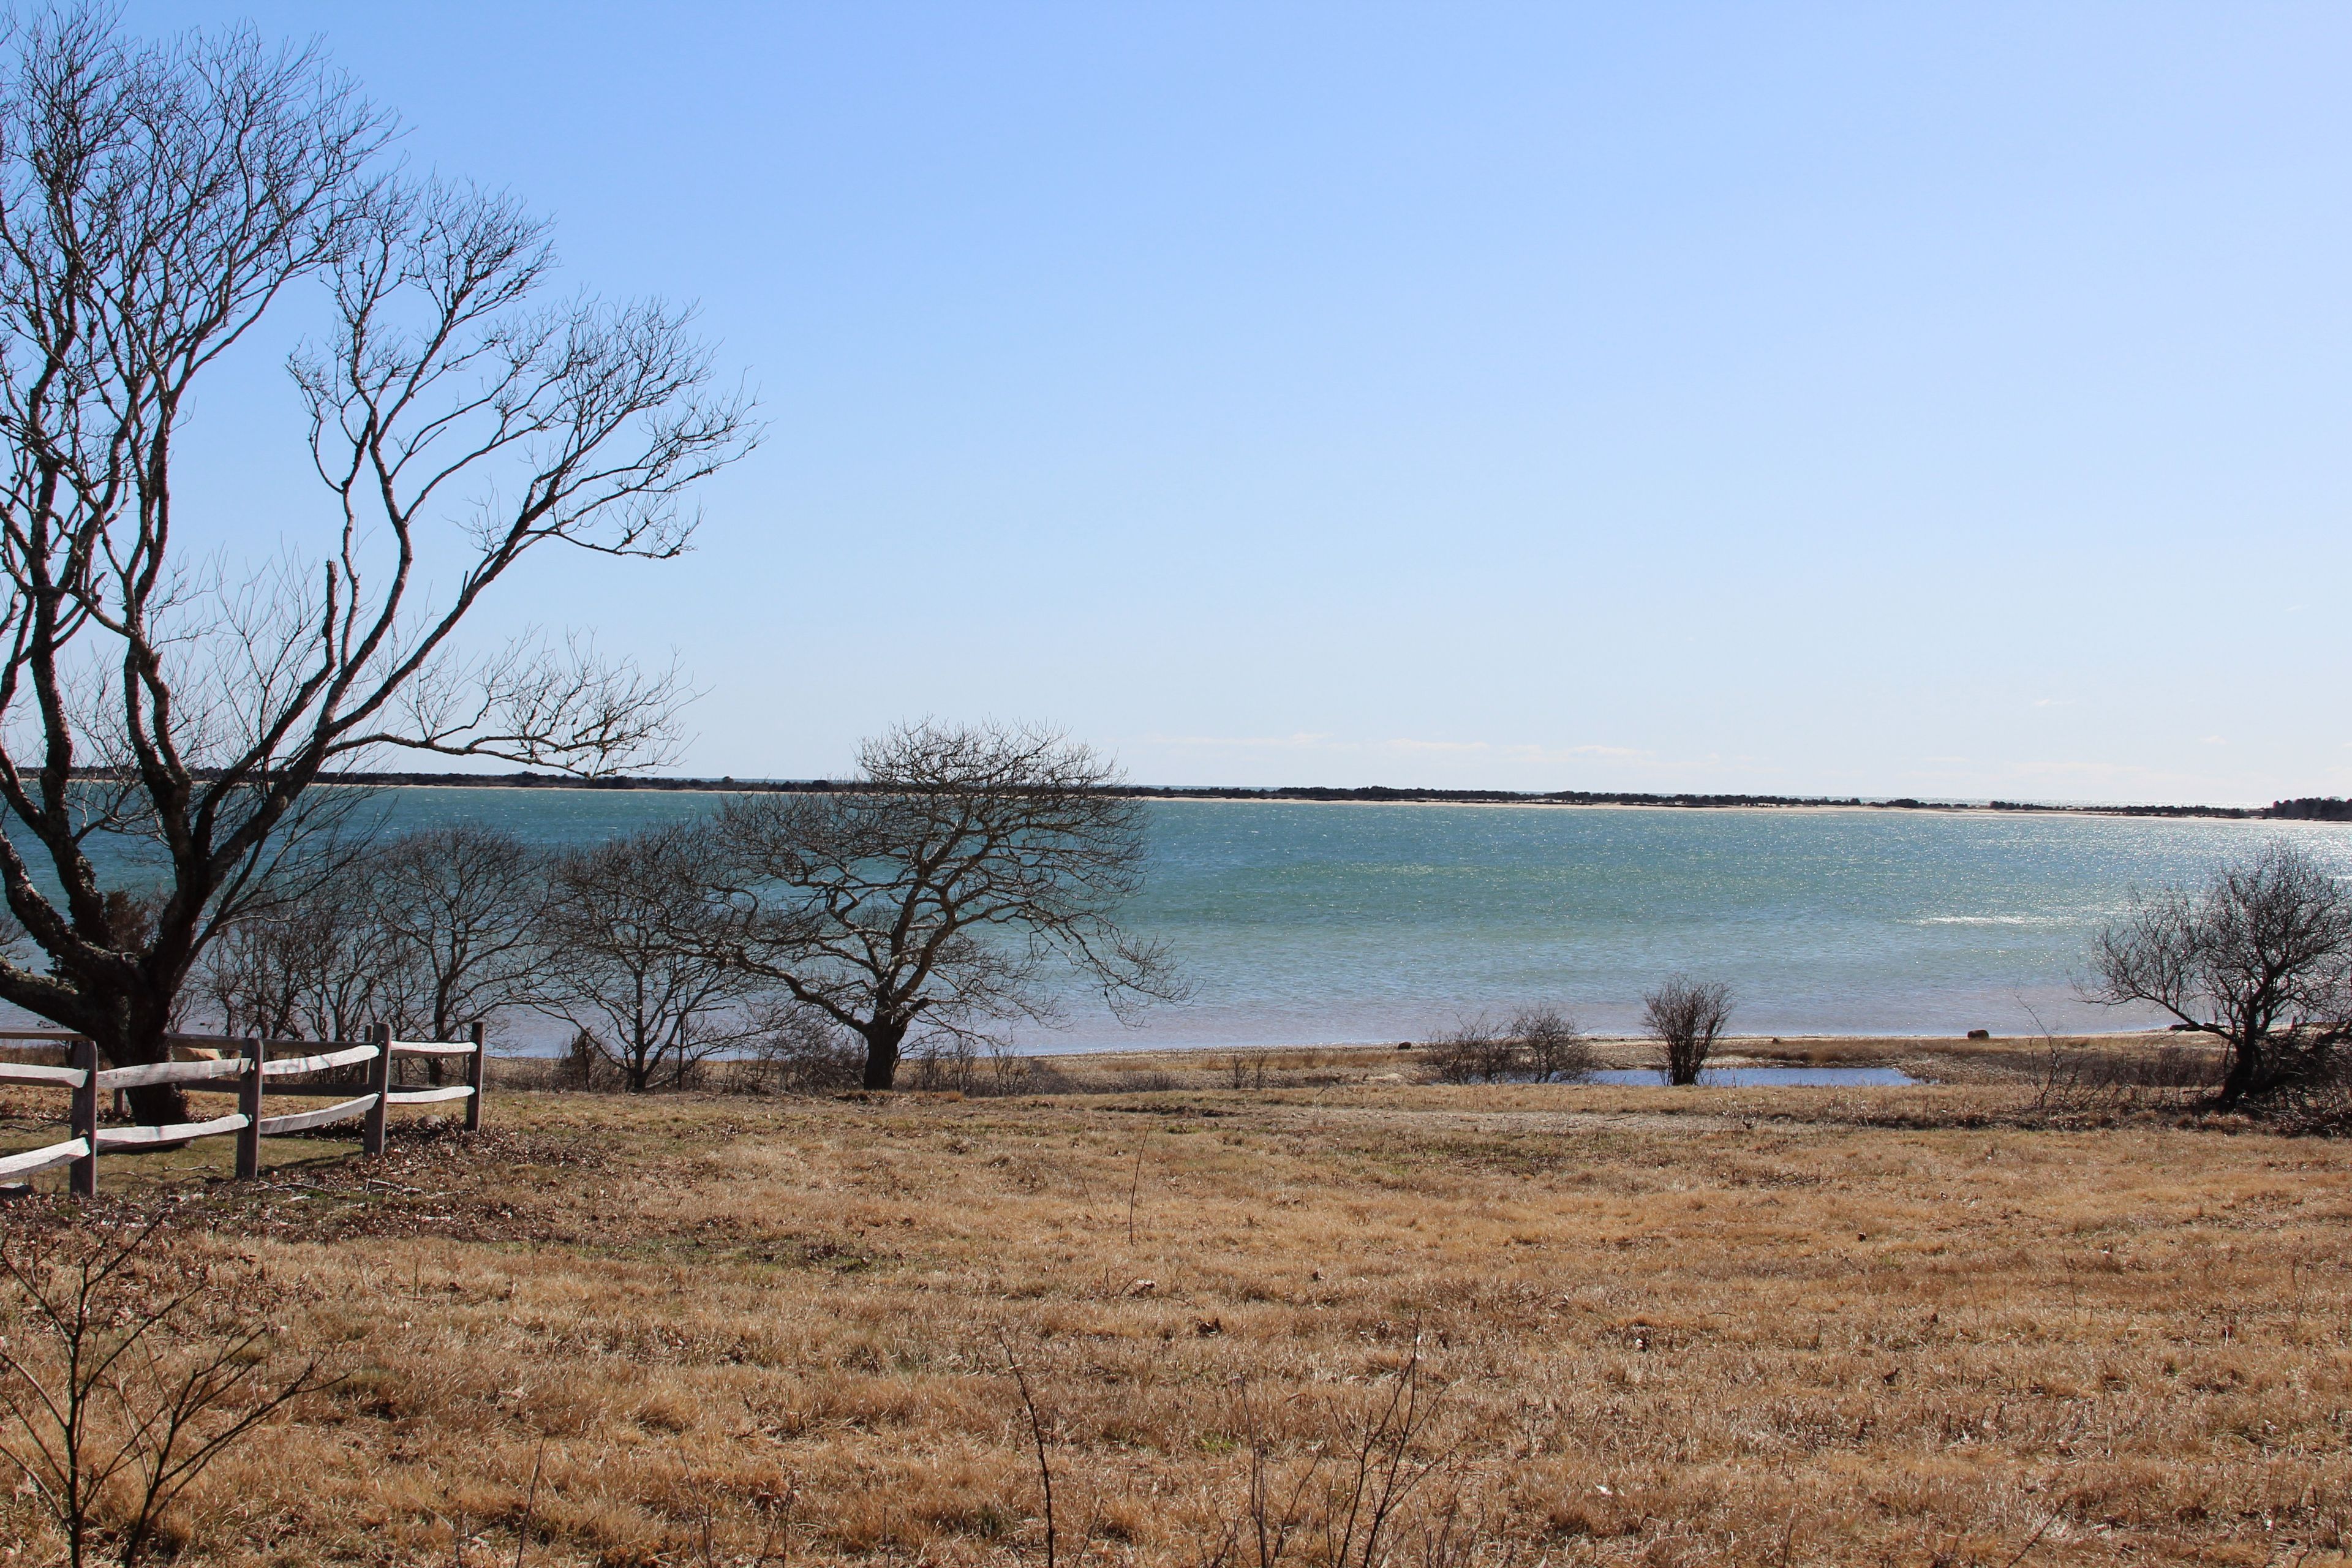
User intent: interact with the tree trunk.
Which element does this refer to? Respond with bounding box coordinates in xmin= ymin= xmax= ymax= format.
xmin=861 ymin=1019 xmax=908 ymax=1091
xmin=97 ymin=1005 xmax=191 ymax=1126
xmin=2218 ymin=1033 xmax=2263 ymax=1104
xmin=124 ymin=1081 xmax=190 ymax=1125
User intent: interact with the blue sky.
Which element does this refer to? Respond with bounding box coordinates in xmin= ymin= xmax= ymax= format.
xmin=124 ymin=3 xmax=2352 ymax=803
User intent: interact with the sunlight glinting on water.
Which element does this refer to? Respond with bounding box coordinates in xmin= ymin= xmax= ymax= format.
xmin=21 ymin=791 xmax=2345 ymax=1051
xmin=326 ymin=793 xmax=2352 ymax=1052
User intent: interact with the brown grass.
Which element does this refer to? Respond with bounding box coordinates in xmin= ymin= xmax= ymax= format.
xmin=1 ymin=1035 xmax=2346 ymax=1566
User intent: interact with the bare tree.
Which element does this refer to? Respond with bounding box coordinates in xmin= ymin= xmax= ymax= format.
xmin=0 ymin=10 xmax=754 ymax=1119
xmin=375 ymin=824 xmax=547 ymax=1049
xmin=0 ymin=1213 xmax=339 ymax=1568
xmin=2087 ymin=837 xmax=2352 ymax=1103
xmin=538 ymin=822 xmax=759 ymax=1092
xmin=192 ymin=914 xmax=307 ymax=1042
xmin=196 ymin=879 xmax=417 ymax=1043
xmin=1644 ymin=976 xmax=1731 ymax=1085
xmin=698 ymin=722 xmax=1186 ymax=1090
xmin=195 ymin=823 xmax=545 ymax=1065
xmin=1509 ymin=1004 xmax=1591 ymax=1084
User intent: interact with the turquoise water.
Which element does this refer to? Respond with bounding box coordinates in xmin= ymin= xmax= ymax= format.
xmin=31 ymin=790 xmax=2352 ymax=1050
xmin=1082 ymin=801 xmax=2352 ymax=1049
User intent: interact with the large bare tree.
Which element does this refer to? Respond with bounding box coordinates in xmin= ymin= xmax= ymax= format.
xmin=700 ymin=722 xmax=1186 ymax=1090
xmin=0 ymin=10 xmax=753 ymax=1116
xmin=2087 ymin=837 xmax=2352 ymax=1102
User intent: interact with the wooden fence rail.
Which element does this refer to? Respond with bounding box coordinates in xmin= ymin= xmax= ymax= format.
xmin=0 ymin=1021 xmax=486 ymax=1197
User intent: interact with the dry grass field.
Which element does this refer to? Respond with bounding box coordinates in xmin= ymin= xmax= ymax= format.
xmin=2 ymin=1035 xmax=2348 ymax=1567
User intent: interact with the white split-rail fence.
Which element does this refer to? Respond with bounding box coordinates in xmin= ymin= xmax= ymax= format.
xmin=0 ymin=1022 xmax=485 ymax=1196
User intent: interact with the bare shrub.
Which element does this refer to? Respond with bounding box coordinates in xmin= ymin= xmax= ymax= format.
xmin=1208 ymin=1337 xmax=1479 ymax=1568
xmin=1644 ymin=977 xmax=1732 ymax=1085
xmin=742 ymin=1002 xmax=865 ymax=1095
xmin=1006 ymin=1054 xmax=1083 ymax=1095
xmin=1424 ymin=1018 xmax=1518 ymax=1084
xmin=198 ymin=888 xmax=399 ymax=1044
xmin=2087 ymin=838 xmax=2352 ymax=1102
xmin=1224 ymin=1051 xmax=1347 ymax=1091
xmin=2030 ymin=1038 xmax=2225 ymax=1115
xmin=1101 ymin=1070 xmax=1182 ymax=1093
xmin=1509 ymin=1005 xmax=1591 ymax=1083
xmin=194 ymin=826 xmax=549 ymax=1071
xmin=0 ymin=1214 xmax=340 ymax=1567
xmin=980 ymin=1045 xmax=1036 ymax=1096
xmin=907 ymin=1036 xmax=982 ymax=1094
xmin=2266 ymin=1054 xmax=2352 ymax=1134
xmin=2111 ymin=1042 xmax=2225 ymax=1090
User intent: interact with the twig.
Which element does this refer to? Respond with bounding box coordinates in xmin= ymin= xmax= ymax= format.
xmin=1127 ymin=1134 xmax=1148 ymax=1246
xmin=513 ymin=1438 xmax=546 ymax=1568
xmin=750 ymin=1474 xmax=796 ymax=1567
xmin=1000 ymin=1333 xmax=1056 ymax=1568
xmin=2000 ymin=1509 xmax=2062 ymax=1568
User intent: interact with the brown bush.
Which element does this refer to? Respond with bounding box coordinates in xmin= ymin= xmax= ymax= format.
xmin=1424 ymin=1018 xmax=1519 ymax=1084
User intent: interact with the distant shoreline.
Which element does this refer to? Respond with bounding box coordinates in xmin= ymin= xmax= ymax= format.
xmin=289 ymin=771 xmax=2350 ymax=823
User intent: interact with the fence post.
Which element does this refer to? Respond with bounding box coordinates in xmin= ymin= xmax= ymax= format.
xmin=465 ymin=1021 xmax=485 ymax=1133
xmin=362 ymin=1023 xmax=391 ymax=1157
xmin=235 ymin=1037 xmax=265 ymax=1180
xmin=68 ymin=1037 xmax=97 ymax=1198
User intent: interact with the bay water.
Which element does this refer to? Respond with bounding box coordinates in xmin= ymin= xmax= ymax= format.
xmin=307 ymin=792 xmax=2352 ymax=1050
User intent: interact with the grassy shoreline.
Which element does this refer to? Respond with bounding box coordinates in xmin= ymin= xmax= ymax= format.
xmin=1 ymin=1036 xmax=2345 ymax=1566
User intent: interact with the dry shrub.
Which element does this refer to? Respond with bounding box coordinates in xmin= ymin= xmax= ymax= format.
xmin=1100 ymin=1069 xmax=1182 ymax=1093
xmin=1643 ymin=976 xmax=1732 ymax=1085
xmin=1196 ymin=1340 xmax=1512 ymax=1568
xmin=1510 ymin=1004 xmax=1591 ymax=1084
xmin=1227 ymin=1052 xmax=1276 ymax=1091
xmin=2030 ymin=1039 xmax=2225 ymax=1115
xmin=2252 ymin=1049 xmax=2352 ymax=1134
xmin=0 ymin=1210 xmax=339 ymax=1567
xmin=737 ymin=1005 xmax=865 ymax=1095
xmin=1425 ymin=1018 xmax=1519 ymax=1084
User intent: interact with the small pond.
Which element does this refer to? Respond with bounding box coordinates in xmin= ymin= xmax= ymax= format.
xmin=1588 ymin=1066 xmax=1917 ymax=1087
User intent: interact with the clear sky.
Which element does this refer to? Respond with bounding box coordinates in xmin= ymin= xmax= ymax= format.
xmin=122 ymin=2 xmax=2352 ymax=804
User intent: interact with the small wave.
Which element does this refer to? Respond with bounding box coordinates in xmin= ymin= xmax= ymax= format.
xmin=1907 ymin=915 xmax=2068 ymax=927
